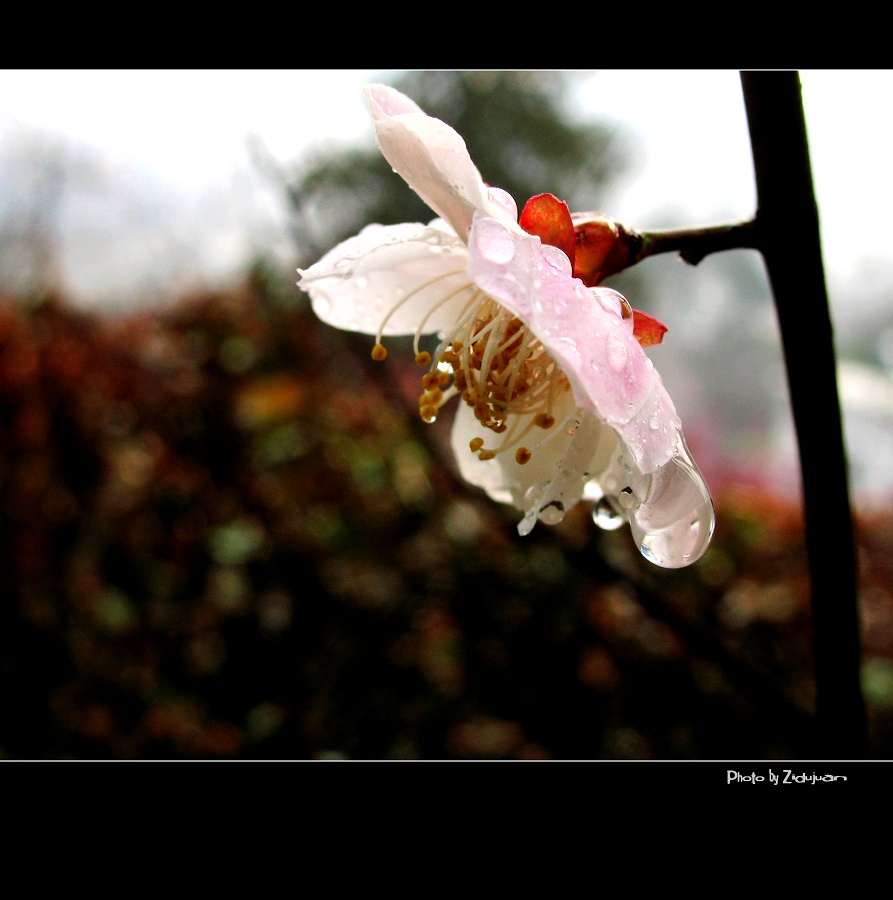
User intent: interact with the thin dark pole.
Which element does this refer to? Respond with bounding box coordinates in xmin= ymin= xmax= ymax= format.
xmin=740 ymin=71 xmax=868 ymax=758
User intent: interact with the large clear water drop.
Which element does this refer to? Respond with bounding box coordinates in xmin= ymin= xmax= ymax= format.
xmin=627 ymin=436 xmax=715 ymax=568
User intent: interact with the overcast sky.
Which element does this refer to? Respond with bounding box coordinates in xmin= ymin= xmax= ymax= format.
xmin=1 ymin=69 xmax=890 ymax=301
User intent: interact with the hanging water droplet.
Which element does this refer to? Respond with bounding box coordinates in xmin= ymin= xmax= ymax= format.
xmin=617 ymin=487 xmax=637 ymax=510
xmin=628 ymin=436 xmax=715 ymax=569
xmin=538 ymin=500 xmax=565 ymax=526
xmin=592 ymin=496 xmax=625 ymax=531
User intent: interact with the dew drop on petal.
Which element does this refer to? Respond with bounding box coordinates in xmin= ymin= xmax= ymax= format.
xmin=606 ymin=334 xmax=629 ymax=372
xmin=473 ymin=217 xmax=516 ymax=264
xmin=540 ymin=244 xmax=572 ymax=275
xmin=487 ymin=187 xmax=518 ymax=220
xmin=355 ymin=275 xmax=368 ymax=289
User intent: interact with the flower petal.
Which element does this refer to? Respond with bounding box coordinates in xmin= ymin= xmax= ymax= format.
xmin=363 ymin=84 xmax=520 ymax=243
xmin=450 ymin=390 xmax=622 ymax=535
xmin=466 ymin=212 xmax=680 ymax=474
xmin=297 ymin=222 xmax=474 ymax=337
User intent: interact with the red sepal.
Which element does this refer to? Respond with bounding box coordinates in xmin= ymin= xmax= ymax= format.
xmin=632 ymin=310 xmax=668 ymax=347
xmin=519 ymin=193 xmax=576 ymax=270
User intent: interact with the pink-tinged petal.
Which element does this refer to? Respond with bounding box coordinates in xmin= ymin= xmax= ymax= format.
xmin=297 ymin=222 xmax=473 ymax=337
xmin=466 ymin=212 xmax=679 ymax=474
xmin=363 ymin=85 xmax=520 ymax=242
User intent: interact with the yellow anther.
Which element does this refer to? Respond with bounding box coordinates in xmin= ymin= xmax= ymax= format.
xmin=535 ymin=413 xmax=555 ymax=429
xmin=469 ymin=437 xmax=484 ymax=452
xmin=478 ymin=449 xmax=496 ymax=461
xmin=515 ymin=447 xmax=532 ymax=465
xmin=415 ymin=351 xmax=432 ymax=367
xmin=371 ymin=343 xmax=388 ymax=361
xmin=424 ymin=387 xmax=443 ymax=405
xmin=419 ymin=405 xmax=438 ymax=422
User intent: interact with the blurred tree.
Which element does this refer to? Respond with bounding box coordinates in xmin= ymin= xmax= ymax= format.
xmin=0 ymin=132 xmax=70 ymax=297
xmin=281 ymin=71 xmax=630 ymax=266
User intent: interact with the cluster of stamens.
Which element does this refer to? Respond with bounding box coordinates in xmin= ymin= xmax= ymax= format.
xmin=372 ymin=271 xmax=568 ymax=467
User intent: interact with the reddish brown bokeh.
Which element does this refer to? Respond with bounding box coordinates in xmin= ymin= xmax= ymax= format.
xmin=1 ymin=281 xmax=891 ymax=759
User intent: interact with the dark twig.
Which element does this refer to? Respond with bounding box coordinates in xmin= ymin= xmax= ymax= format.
xmin=634 ymin=218 xmax=759 ymax=267
xmin=739 ymin=71 xmax=867 ymax=758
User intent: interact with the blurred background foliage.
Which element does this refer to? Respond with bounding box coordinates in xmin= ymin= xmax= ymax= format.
xmin=1 ymin=70 xmax=892 ymax=759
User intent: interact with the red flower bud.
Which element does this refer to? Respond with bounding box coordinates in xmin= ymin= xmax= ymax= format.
xmin=571 ymin=212 xmax=639 ymax=287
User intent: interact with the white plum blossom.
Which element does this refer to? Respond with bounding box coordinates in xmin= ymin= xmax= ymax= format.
xmin=298 ymin=84 xmax=714 ymax=568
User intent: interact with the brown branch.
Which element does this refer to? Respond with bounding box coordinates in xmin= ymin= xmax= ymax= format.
xmin=633 ymin=218 xmax=759 ymax=267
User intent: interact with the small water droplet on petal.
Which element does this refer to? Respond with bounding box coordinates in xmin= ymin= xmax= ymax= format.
xmin=473 ymin=217 xmax=516 ymax=264
xmin=606 ymin=334 xmax=629 ymax=372
xmin=487 ymin=187 xmax=518 ymax=220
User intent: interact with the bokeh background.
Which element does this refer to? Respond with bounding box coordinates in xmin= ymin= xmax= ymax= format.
xmin=1 ymin=69 xmax=892 ymax=760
